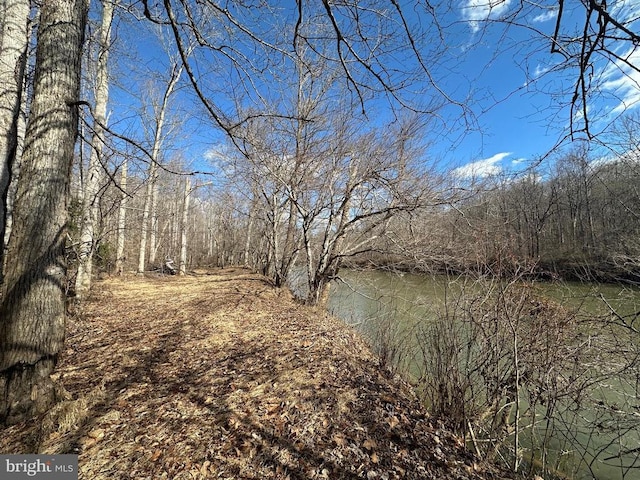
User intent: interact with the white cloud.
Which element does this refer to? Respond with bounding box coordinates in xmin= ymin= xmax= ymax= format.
xmin=595 ymin=2 xmax=640 ymax=115
xmin=203 ymin=144 xmax=237 ymax=177
xmin=453 ymin=152 xmax=511 ymax=178
xmin=610 ymin=0 xmax=640 ymax=24
xmin=590 ymin=154 xmax=617 ymax=169
xmin=203 ymin=143 xmax=228 ymax=162
xmin=524 ymin=63 xmax=553 ymax=87
xmin=461 ymin=0 xmax=513 ymax=33
xmin=601 ymin=46 xmax=640 ymax=114
xmin=531 ymin=9 xmax=557 ymax=23
xmin=533 ymin=64 xmax=551 ymax=78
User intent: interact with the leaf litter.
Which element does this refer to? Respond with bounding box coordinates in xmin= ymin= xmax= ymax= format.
xmin=0 ymin=268 xmax=512 ymax=479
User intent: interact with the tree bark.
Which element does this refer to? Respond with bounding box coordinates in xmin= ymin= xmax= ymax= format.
xmin=0 ymin=0 xmax=30 ymax=283
xmin=137 ymin=63 xmax=182 ymax=273
xmin=149 ymin=181 xmax=159 ymax=266
xmin=179 ymin=176 xmax=191 ymax=275
xmin=75 ymin=0 xmax=114 ymax=299
xmin=2 ymin=91 xmax=26 ymax=260
xmin=0 ymin=0 xmax=87 ymax=425
xmin=115 ymin=157 xmax=128 ymax=275
xmin=243 ymin=205 xmax=254 ymax=268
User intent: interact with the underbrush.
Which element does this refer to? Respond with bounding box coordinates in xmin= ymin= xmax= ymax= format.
xmin=368 ymin=273 xmax=640 ymax=479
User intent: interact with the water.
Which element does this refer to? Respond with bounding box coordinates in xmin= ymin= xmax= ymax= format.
xmin=325 ymin=269 xmax=640 ymax=480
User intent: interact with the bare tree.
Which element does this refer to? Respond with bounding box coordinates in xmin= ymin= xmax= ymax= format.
xmin=466 ymin=2 xmax=640 ymax=141
xmin=114 ymin=155 xmax=128 ymax=275
xmin=0 ymin=0 xmax=88 ymax=425
xmin=298 ymin=117 xmax=429 ymax=305
xmin=75 ymin=0 xmax=116 ymax=299
xmin=550 ymin=1 xmax=640 ymax=138
xmin=178 ymin=175 xmax=191 ymax=275
xmin=137 ymin=61 xmax=183 ymax=273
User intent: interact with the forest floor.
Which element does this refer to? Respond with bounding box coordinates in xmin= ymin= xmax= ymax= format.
xmin=0 ymin=268 xmax=512 ymax=479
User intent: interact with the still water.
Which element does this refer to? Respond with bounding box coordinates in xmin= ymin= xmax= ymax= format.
xmin=324 ymin=269 xmax=640 ymax=480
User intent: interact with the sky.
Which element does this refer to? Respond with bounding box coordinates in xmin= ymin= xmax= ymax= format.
xmin=108 ymin=1 xmax=640 ymax=181
xmin=447 ymin=0 xmax=640 ymax=178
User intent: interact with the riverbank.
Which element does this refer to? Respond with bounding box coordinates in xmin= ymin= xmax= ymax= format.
xmin=345 ymin=255 xmax=640 ymax=285
xmin=0 ymin=268 xmax=512 ymax=479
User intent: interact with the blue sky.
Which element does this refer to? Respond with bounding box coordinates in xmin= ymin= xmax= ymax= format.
xmin=447 ymin=0 xmax=640 ymax=178
xmin=106 ymin=1 xmax=640 ymax=180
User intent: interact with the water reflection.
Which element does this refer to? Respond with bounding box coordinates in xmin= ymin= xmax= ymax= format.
xmin=325 ymin=269 xmax=640 ymax=480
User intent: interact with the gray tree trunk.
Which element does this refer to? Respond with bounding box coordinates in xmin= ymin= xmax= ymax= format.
xmin=179 ymin=176 xmax=191 ymax=275
xmin=2 ymin=92 xmax=26 ymax=258
xmin=0 ymin=0 xmax=30 ymax=283
xmin=137 ymin=165 xmax=154 ymax=273
xmin=115 ymin=157 xmax=128 ymax=275
xmin=0 ymin=0 xmax=87 ymax=425
xmin=137 ymin=64 xmax=182 ymax=273
xmin=149 ymin=182 xmax=159 ymax=266
xmin=243 ymin=205 xmax=254 ymax=267
xmin=75 ymin=0 xmax=115 ymax=299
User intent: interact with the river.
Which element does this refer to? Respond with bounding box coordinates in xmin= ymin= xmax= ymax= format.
xmin=322 ymin=269 xmax=640 ymax=480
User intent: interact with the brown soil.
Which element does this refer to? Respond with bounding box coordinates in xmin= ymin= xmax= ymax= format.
xmin=0 ymin=268 xmax=511 ymax=479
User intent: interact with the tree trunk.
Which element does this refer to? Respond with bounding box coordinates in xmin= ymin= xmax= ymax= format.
xmin=243 ymin=204 xmax=254 ymax=268
xmin=307 ymin=276 xmax=331 ymax=308
xmin=137 ymin=63 xmax=182 ymax=273
xmin=75 ymin=0 xmax=114 ymax=299
xmin=115 ymin=157 xmax=128 ymax=275
xmin=137 ymin=164 xmax=154 ymax=273
xmin=149 ymin=181 xmax=159 ymax=266
xmin=0 ymin=0 xmax=30 ymax=283
xmin=179 ymin=176 xmax=191 ymax=275
xmin=0 ymin=0 xmax=87 ymax=425
xmin=2 ymin=91 xmax=26 ymax=258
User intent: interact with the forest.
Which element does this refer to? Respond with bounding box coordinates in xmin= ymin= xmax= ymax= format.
xmin=99 ymin=136 xmax=639 ymax=289
xmin=1 ymin=0 xmax=639 ymax=478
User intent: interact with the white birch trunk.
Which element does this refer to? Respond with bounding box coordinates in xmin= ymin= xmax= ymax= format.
xmin=137 ymin=64 xmax=182 ymax=273
xmin=0 ymin=0 xmax=30 ymax=281
xmin=115 ymin=157 xmax=128 ymax=275
xmin=75 ymin=0 xmax=114 ymax=299
xmin=179 ymin=176 xmax=191 ymax=275
xmin=149 ymin=182 xmax=159 ymax=265
xmin=137 ymin=165 xmax=155 ymax=273
xmin=3 ymin=70 xmax=27 ymax=256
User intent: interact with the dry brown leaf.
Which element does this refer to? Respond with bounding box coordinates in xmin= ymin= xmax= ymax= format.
xmin=333 ymin=434 xmax=347 ymax=446
xmin=363 ymin=438 xmax=376 ymax=450
xmin=87 ymin=428 xmax=105 ymax=440
xmin=388 ymin=416 xmax=400 ymax=428
xmin=381 ymin=394 xmax=395 ymax=404
xmin=0 ymin=270 xmax=512 ymax=480
xmin=79 ymin=437 xmax=96 ymax=449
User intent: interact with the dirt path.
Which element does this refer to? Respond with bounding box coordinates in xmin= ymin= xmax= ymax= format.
xmin=0 ymin=268 xmax=508 ymax=479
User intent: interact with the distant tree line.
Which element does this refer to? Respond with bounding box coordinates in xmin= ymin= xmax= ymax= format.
xmin=381 ymin=142 xmax=640 ymax=283
xmin=98 ymin=130 xmax=639 ymax=293
xmin=168 ymin=138 xmax=640 ymax=288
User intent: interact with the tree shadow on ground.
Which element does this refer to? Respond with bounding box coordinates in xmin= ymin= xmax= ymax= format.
xmin=1 ymin=273 xmax=499 ymax=480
